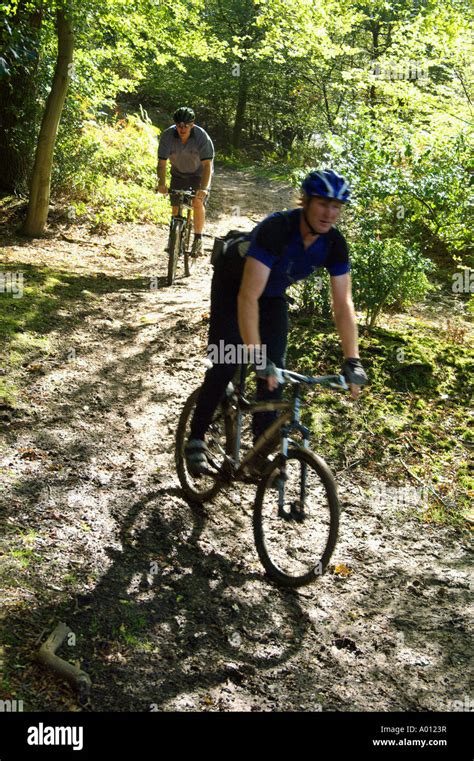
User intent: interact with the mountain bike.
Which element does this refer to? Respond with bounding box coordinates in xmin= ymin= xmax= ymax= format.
xmin=166 ymin=190 xmax=196 ymax=286
xmin=176 ymin=364 xmax=349 ymax=587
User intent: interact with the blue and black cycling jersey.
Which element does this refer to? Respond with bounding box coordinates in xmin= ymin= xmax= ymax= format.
xmin=245 ymin=208 xmax=350 ymax=298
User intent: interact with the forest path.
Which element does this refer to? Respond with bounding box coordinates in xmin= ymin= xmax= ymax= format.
xmin=0 ymin=166 xmax=470 ymax=712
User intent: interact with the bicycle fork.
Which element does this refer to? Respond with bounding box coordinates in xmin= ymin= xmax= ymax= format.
xmin=171 ymin=216 xmax=185 ymax=247
xmin=278 ymin=388 xmax=310 ymax=522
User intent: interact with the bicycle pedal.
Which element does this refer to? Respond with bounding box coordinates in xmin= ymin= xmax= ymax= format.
xmin=277 ymin=503 xmax=305 ymax=521
xmin=242 ymin=473 xmax=261 ymax=485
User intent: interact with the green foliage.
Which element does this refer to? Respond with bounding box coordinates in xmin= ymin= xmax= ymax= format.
xmin=0 ymin=3 xmax=44 ymax=192
xmin=89 ymin=178 xmax=167 ymax=228
xmin=75 ymin=113 xmax=157 ymax=186
xmin=289 ymin=230 xmax=434 ymax=327
xmin=350 ymin=237 xmax=434 ymax=327
xmin=55 ymin=112 xmax=169 ymax=225
xmin=0 ymin=0 xmax=222 ymax=196
xmin=291 ymin=269 xmax=332 ymax=320
xmin=406 ymin=132 xmax=473 ymax=262
xmin=2 ymin=0 xmax=471 ymax=246
xmin=287 ymin=313 xmax=473 ymax=527
xmin=316 ymin=117 xmax=471 ymax=263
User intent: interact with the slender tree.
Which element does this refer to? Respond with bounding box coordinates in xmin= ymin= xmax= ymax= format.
xmin=22 ymin=2 xmax=73 ymax=236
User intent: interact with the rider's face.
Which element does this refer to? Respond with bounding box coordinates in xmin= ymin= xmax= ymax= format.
xmin=175 ymin=121 xmax=194 ymax=140
xmin=304 ymin=196 xmax=343 ymax=233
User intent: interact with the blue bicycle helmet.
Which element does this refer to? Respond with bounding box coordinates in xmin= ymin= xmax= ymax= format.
xmin=301 ymin=170 xmax=350 ymax=202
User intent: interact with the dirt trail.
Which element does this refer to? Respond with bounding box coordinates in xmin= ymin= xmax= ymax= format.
xmin=0 ymin=167 xmax=471 ymax=712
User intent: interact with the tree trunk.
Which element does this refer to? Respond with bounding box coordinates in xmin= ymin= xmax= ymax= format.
xmin=322 ymin=82 xmax=333 ymax=132
xmin=231 ymin=68 xmax=248 ymax=150
xmin=368 ymin=20 xmax=380 ymax=119
xmin=0 ymin=2 xmax=43 ymax=193
xmin=22 ymin=6 xmax=73 ymax=237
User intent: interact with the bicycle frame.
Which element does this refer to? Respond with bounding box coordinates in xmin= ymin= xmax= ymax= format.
xmin=166 ymin=190 xmax=196 ymax=285
xmin=223 ymin=364 xmax=347 ymax=483
xmin=171 ymin=191 xmax=194 ymax=240
xmin=176 ymin=361 xmax=347 ymax=584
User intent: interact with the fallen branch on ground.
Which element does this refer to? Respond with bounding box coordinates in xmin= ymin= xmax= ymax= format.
xmin=399 ymin=458 xmax=453 ymax=510
xmin=37 ymin=622 xmax=91 ymax=700
xmin=60 ymin=233 xmax=119 ymax=249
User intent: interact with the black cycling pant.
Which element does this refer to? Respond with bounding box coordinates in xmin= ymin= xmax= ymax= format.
xmin=190 ymin=263 xmax=288 ymax=442
xmin=169 ymin=173 xmax=210 ymax=207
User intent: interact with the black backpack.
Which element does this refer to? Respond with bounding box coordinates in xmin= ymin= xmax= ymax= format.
xmin=210 ymin=212 xmax=294 ymax=283
xmin=210 ymin=228 xmax=250 ymax=267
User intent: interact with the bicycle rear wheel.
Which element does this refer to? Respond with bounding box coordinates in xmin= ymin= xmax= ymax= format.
xmin=167 ymin=219 xmax=182 ymax=286
xmin=253 ymin=448 xmax=339 ymax=587
xmin=176 ymin=387 xmax=235 ymax=503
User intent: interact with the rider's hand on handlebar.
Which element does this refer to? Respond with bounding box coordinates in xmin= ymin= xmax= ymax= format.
xmin=267 ymin=374 xmax=279 ymax=391
xmin=256 ymin=359 xmax=282 ymax=391
xmin=341 ymin=358 xmax=368 ymax=400
xmin=156 ymin=183 xmax=168 ymax=194
xmin=195 ymin=189 xmax=208 ymax=201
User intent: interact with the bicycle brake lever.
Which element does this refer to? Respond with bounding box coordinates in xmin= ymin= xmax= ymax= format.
xmin=275 ymin=367 xmax=285 ymax=384
xmin=330 ymin=374 xmax=349 ymax=390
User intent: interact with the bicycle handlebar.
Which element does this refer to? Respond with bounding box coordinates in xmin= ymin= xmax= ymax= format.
xmin=276 ymin=367 xmax=349 ymax=390
xmin=160 ymin=189 xmax=198 ymax=199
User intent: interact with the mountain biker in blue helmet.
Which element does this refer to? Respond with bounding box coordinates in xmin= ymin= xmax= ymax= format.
xmin=185 ymin=168 xmax=368 ymax=476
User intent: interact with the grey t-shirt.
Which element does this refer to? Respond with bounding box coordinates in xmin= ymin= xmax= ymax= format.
xmin=158 ymin=125 xmax=214 ymax=178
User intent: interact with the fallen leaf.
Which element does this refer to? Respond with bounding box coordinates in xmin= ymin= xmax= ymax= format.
xmin=333 ymin=563 xmax=353 ymax=577
xmin=18 ymin=448 xmax=43 ymax=460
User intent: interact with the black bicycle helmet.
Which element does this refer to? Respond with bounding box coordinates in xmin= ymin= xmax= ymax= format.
xmin=173 ymin=106 xmax=195 ymax=124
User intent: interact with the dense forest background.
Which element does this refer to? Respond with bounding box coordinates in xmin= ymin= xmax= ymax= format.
xmin=1 ymin=0 xmax=472 ymax=258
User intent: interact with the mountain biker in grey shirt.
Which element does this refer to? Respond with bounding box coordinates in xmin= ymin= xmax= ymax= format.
xmin=156 ymin=106 xmax=214 ymax=257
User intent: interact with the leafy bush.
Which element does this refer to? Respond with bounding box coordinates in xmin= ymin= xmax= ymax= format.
xmin=316 ymin=117 xmax=471 ymax=272
xmin=350 ymin=237 xmax=434 ymax=327
xmin=406 ymin=132 xmax=473 ymax=262
xmin=76 ymin=113 xmax=158 ymax=187
xmin=89 ymin=177 xmax=167 ymax=227
xmin=291 ymin=269 xmax=332 ymax=319
xmin=53 ymin=112 xmax=169 ymax=226
xmin=468 ymin=294 xmax=474 ymax=317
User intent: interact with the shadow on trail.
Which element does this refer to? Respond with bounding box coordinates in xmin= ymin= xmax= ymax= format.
xmin=1 ymin=478 xmax=310 ymax=711
xmin=72 ymin=487 xmax=309 ymax=711
xmin=0 ymin=284 xmax=310 ymax=709
xmin=0 ymin=261 xmax=156 ymax=345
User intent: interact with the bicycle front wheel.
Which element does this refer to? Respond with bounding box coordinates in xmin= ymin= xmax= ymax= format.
xmin=176 ymin=387 xmax=235 ymax=503
xmin=183 ymin=212 xmax=194 ymax=278
xmin=253 ymin=448 xmax=339 ymax=588
xmin=167 ymin=220 xmax=182 ymax=286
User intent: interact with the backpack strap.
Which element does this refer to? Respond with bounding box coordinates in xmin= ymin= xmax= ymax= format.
xmin=239 ymin=210 xmax=294 ymax=260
